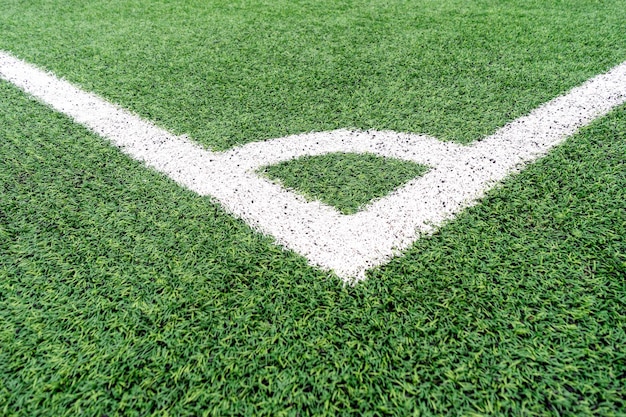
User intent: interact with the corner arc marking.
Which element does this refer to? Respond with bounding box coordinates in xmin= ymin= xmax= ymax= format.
xmin=1 ymin=50 xmax=626 ymax=282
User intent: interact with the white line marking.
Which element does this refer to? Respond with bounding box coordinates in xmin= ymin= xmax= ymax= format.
xmin=1 ymin=50 xmax=625 ymax=282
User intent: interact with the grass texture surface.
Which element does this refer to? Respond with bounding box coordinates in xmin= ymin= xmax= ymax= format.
xmin=0 ymin=0 xmax=625 ymax=149
xmin=260 ymin=153 xmax=429 ymax=214
xmin=1 ymin=0 xmax=626 ymax=415
xmin=1 ymin=79 xmax=625 ymax=416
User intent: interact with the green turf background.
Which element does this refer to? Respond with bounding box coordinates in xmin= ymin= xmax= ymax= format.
xmin=1 ymin=0 xmax=626 ymax=414
xmin=260 ymin=153 xmax=429 ymax=214
xmin=0 ymin=0 xmax=625 ymax=149
xmin=1 ymin=79 xmax=625 ymax=415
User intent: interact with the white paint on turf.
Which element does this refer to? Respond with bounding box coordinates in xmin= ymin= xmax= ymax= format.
xmin=1 ymin=50 xmax=626 ymax=282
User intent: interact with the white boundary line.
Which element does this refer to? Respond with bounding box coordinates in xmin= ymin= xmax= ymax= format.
xmin=2 ymin=50 xmax=626 ymax=282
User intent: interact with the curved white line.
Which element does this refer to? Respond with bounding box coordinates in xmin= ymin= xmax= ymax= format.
xmin=2 ymin=50 xmax=625 ymax=282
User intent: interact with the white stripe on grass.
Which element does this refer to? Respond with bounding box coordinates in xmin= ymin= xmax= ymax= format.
xmin=1 ymin=50 xmax=625 ymax=282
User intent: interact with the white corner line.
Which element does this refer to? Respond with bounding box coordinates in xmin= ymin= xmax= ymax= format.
xmin=2 ymin=50 xmax=626 ymax=283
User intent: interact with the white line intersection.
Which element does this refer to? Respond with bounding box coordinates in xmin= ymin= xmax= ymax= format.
xmin=2 ymin=50 xmax=625 ymax=281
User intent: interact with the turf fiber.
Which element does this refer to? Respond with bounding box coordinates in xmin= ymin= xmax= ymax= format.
xmin=1 ymin=0 xmax=626 ymax=150
xmin=1 ymin=0 xmax=626 ymax=415
xmin=260 ymin=153 xmax=429 ymax=214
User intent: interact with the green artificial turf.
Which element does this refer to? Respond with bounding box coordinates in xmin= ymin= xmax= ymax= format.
xmin=0 ymin=0 xmax=625 ymax=149
xmin=259 ymin=153 xmax=429 ymax=214
xmin=1 ymin=79 xmax=625 ymax=415
xmin=1 ymin=0 xmax=626 ymax=414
